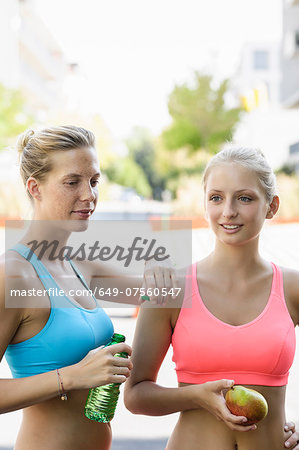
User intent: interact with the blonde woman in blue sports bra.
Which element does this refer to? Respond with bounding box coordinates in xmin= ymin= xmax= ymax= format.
xmin=0 ymin=125 xmax=183 ymax=450
xmin=125 ymin=146 xmax=299 ymax=450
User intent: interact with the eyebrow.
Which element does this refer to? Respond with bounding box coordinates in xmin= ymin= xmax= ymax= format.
xmin=62 ymin=172 xmax=101 ymax=179
xmin=207 ymin=189 xmax=257 ymax=194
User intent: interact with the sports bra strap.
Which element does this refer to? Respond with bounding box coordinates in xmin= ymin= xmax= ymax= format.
xmin=9 ymin=243 xmax=57 ymax=293
xmin=270 ymin=262 xmax=285 ymax=301
xmin=67 ymin=257 xmax=92 ymax=292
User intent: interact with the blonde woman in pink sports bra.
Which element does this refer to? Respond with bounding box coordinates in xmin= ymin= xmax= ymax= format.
xmin=125 ymin=146 xmax=299 ymax=450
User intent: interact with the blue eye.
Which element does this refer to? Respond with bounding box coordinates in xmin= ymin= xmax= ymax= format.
xmin=239 ymin=196 xmax=252 ymax=202
xmin=210 ymin=195 xmax=222 ymax=202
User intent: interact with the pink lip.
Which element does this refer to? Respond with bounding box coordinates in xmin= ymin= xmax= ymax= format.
xmin=73 ymin=209 xmax=92 ymax=213
xmin=72 ymin=209 xmax=93 ymax=218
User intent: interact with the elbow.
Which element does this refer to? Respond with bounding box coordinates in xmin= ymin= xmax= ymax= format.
xmin=123 ymin=391 xmax=137 ymax=414
xmin=124 ymin=384 xmax=142 ymax=415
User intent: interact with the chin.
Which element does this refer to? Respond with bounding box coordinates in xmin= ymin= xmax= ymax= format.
xmin=69 ymin=219 xmax=90 ymax=232
xmin=50 ymin=218 xmax=90 ymax=233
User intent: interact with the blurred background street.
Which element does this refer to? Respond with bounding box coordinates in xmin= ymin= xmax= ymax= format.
xmin=1 ymin=0 xmax=299 ymax=221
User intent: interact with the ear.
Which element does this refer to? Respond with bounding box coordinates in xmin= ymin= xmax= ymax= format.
xmin=26 ymin=177 xmax=42 ymax=201
xmin=266 ymin=195 xmax=279 ymax=219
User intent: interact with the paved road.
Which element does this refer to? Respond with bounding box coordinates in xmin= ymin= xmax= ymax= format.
xmin=0 ymin=443 xmax=168 ymax=450
xmin=0 ymin=440 xmax=168 ymax=450
xmin=0 ymin=223 xmax=298 ymax=449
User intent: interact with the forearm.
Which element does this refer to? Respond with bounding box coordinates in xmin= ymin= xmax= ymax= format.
xmin=0 ymin=340 xmax=134 ymax=414
xmin=125 ymin=380 xmax=199 ymax=416
xmin=0 ymin=369 xmax=63 ymax=414
xmin=125 ymin=379 xmax=256 ymax=433
xmin=91 ymin=275 xmax=143 ymax=305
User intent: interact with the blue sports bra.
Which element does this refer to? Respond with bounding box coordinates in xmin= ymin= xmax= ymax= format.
xmin=5 ymin=244 xmax=114 ymax=378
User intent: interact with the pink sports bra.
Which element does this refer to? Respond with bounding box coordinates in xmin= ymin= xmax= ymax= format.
xmin=171 ymin=262 xmax=296 ymax=386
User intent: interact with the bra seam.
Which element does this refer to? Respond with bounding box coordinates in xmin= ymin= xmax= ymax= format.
xmin=80 ymin=310 xmax=96 ymax=347
xmin=176 ymin=369 xmax=290 ymax=376
xmin=270 ymin=324 xmax=294 ymax=374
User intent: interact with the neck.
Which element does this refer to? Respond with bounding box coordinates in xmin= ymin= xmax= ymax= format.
xmin=210 ymin=237 xmax=262 ymax=274
xmin=20 ymin=220 xmax=72 ymax=261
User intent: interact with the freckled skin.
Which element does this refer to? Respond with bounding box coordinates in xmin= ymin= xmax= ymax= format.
xmin=225 ymin=386 xmax=268 ymax=425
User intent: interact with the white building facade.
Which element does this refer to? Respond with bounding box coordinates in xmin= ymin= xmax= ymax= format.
xmin=232 ymin=1 xmax=299 ymax=171
xmin=0 ymin=0 xmax=68 ymax=119
xmin=281 ymin=0 xmax=299 ymax=172
xmin=281 ymin=0 xmax=299 ymax=107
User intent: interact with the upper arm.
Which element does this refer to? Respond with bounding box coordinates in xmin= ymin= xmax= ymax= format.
xmin=0 ymin=255 xmax=24 ymax=362
xmin=283 ymin=267 xmax=299 ymax=325
xmin=127 ymin=306 xmax=173 ymax=387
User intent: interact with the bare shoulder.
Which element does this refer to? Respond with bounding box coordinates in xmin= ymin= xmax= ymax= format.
xmin=281 ymin=265 xmax=299 ymax=294
xmin=135 ymin=296 xmax=180 ymax=347
xmin=0 ymin=249 xmax=34 ymax=305
xmin=0 ymin=249 xmax=46 ymax=309
xmin=2 ymin=249 xmax=37 ymax=277
xmin=0 ymin=254 xmax=24 ymax=356
xmin=137 ymin=264 xmax=192 ymax=330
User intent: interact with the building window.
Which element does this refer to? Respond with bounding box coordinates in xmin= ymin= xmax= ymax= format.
xmin=253 ymin=50 xmax=269 ymax=70
xmin=290 ymin=142 xmax=299 ymax=155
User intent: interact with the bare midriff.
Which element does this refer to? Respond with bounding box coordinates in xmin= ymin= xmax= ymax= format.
xmin=14 ymin=389 xmax=112 ymax=450
xmin=167 ymin=384 xmax=291 ymax=450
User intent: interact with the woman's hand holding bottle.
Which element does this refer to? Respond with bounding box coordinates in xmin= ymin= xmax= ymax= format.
xmin=63 ymin=342 xmax=133 ymax=391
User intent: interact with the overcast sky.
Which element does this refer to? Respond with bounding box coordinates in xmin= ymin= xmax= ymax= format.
xmin=35 ymin=0 xmax=283 ymax=138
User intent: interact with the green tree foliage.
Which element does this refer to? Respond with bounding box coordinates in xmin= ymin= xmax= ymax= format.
xmin=105 ymin=156 xmax=152 ymax=198
xmin=276 ymin=164 xmax=296 ymax=176
xmin=155 ymin=137 xmax=211 ymax=197
xmin=0 ymin=83 xmax=33 ymax=150
xmin=126 ymin=127 xmax=166 ymax=200
xmin=162 ymin=73 xmax=241 ymax=154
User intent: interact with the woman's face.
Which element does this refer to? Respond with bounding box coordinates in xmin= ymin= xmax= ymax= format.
xmin=204 ymin=162 xmax=272 ymax=246
xmin=34 ymin=146 xmax=100 ymax=223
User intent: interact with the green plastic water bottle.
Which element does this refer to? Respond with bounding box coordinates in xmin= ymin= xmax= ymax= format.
xmin=84 ymin=333 xmax=128 ymax=423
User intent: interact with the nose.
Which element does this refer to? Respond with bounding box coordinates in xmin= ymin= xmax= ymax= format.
xmin=222 ymin=199 xmax=237 ymax=219
xmin=79 ymin=182 xmax=97 ymax=203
